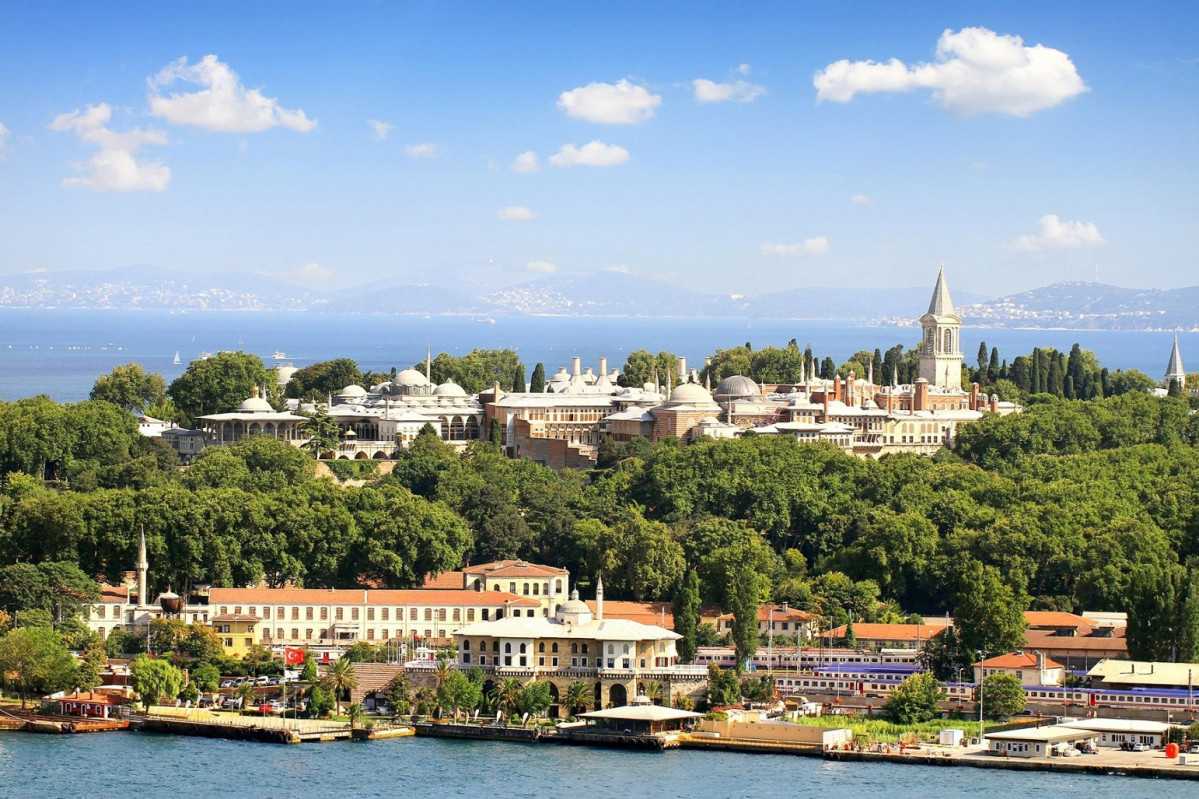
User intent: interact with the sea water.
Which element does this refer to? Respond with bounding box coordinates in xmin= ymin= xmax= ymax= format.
xmin=0 ymin=733 xmax=1192 ymax=799
xmin=0 ymin=308 xmax=1189 ymax=402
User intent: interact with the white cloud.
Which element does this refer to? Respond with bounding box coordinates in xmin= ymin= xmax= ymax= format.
xmin=367 ymin=119 xmax=392 ymax=140
xmin=511 ymin=151 xmax=539 ymax=173
xmin=278 ymin=262 xmax=334 ymax=283
xmin=0 ymin=121 xmax=9 ymax=161
xmin=148 ymin=55 xmax=316 ymax=132
xmin=813 ymin=27 xmax=1088 ymax=117
xmin=497 ymin=205 xmax=536 ymax=221
xmin=851 ymin=194 xmax=872 ymax=204
xmin=50 ymin=104 xmax=170 ymax=192
xmin=605 ymin=264 xmax=631 ymax=274
xmin=526 ymin=260 xmax=557 ymax=273
xmin=693 ymin=78 xmax=765 ymax=103
xmin=760 ymin=237 xmax=830 ymax=257
xmin=1010 ymin=214 xmax=1106 ymax=252
xmin=557 ymin=79 xmax=661 ymax=124
xmin=548 ymin=141 xmax=630 ymax=168
xmin=405 ymin=143 xmax=439 ymax=158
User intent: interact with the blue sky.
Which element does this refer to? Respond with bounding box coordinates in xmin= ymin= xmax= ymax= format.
xmin=0 ymin=1 xmax=1195 ymax=298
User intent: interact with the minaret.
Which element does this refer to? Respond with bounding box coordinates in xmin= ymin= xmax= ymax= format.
xmin=136 ymin=527 xmax=149 ymax=607
xmin=1166 ymin=335 xmax=1186 ymax=391
xmin=425 ymin=344 xmax=432 ymax=382
xmin=595 ymin=574 xmax=604 ymax=621
xmin=918 ymin=264 xmax=963 ymax=391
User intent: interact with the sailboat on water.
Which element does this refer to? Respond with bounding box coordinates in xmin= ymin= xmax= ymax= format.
xmin=172 ymin=351 xmax=181 ymax=365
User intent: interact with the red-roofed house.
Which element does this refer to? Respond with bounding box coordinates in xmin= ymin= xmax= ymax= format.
xmin=973 ymin=652 xmax=1064 ymax=687
xmin=820 ymin=622 xmax=949 ymax=650
xmin=718 ymin=604 xmax=816 ymax=642
xmin=421 ymin=560 xmax=570 ymax=615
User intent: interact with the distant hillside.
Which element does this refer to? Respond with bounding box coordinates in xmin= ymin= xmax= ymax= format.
xmin=960 ymin=282 xmax=1199 ymax=330
xmin=3 ymin=266 xmax=1196 ymax=330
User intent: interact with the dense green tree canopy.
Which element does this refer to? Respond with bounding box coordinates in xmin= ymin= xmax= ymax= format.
xmin=284 ymin=358 xmax=365 ymax=400
xmin=168 ymin=351 xmax=273 ymax=427
xmin=91 ymin=363 xmax=168 ymax=414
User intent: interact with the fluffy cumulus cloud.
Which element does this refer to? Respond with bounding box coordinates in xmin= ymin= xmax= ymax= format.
xmin=148 ymin=55 xmax=316 ymax=132
xmin=526 ymin=260 xmax=557 ymax=273
xmin=557 ymin=79 xmax=661 ymax=124
xmin=813 ymin=27 xmax=1088 ymax=117
xmin=278 ymin=262 xmax=334 ymax=283
xmin=760 ymin=237 xmax=830 ymax=257
xmin=50 ymin=104 xmax=170 ymax=192
xmin=405 ymin=143 xmax=440 ymax=158
xmin=548 ymin=141 xmax=630 ymax=168
xmin=1010 ymin=214 xmax=1106 ymax=252
xmin=497 ymin=205 xmax=536 ymax=221
xmin=511 ymin=151 xmax=539 ymax=173
xmin=367 ymin=119 xmax=392 ymax=140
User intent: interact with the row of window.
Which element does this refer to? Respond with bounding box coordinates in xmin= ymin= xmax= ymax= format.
xmin=214 ymin=601 xmax=557 ymax=622
xmin=265 ymin=628 xmax=449 ymax=641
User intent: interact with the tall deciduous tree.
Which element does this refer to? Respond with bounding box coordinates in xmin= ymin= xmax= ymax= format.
xmin=529 ymin=363 xmax=546 ymax=392
xmin=0 ymin=626 xmax=77 ymax=707
xmin=884 ymin=672 xmax=943 ymax=724
xmin=953 ymin=561 xmax=1028 ymax=659
xmin=981 ymin=673 xmax=1026 ymax=719
xmin=168 ymin=351 xmax=272 ymax=427
xmin=284 ymin=359 xmax=364 ymax=400
xmin=91 ymin=363 xmax=168 ymax=414
xmin=130 ymin=654 xmax=184 ymax=710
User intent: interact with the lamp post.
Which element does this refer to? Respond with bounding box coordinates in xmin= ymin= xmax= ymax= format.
xmin=978 ymin=650 xmax=986 ymax=748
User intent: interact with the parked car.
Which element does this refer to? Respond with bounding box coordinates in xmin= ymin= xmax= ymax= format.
xmin=266 ymin=677 xmax=281 ymax=686
xmin=1131 ymin=743 xmax=1151 ymax=752
xmin=256 ymin=675 xmax=271 ymax=685
xmin=220 ymin=680 xmax=235 ymax=688
xmin=1189 ymin=743 xmax=1199 ymax=754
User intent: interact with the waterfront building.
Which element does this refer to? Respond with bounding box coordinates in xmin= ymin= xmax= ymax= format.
xmin=421 ymin=560 xmax=570 ymax=616
xmin=209 ymin=614 xmax=263 ymax=658
xmin=448 ymin=578 xmax=709 ymax=713
xmin=1086 ymin=658 xmax=1199 ymax=692
xmin=577 ymin=698 xmax=704 ymax=735
xmin=1059 ymin=718 xmax=1172 ymax=749
xmin=985 ymin=725 xmax=1099 ymax=758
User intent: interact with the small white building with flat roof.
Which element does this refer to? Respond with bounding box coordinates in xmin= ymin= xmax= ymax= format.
xmin=1059 ymin=717 xmax=1171 ymax=748
xmin=985 ymin=725 xmax=1099 ymax=759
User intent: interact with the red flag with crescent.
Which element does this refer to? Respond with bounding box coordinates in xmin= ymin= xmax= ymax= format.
xmin=284 ymin=647 xmax=305 ymax=666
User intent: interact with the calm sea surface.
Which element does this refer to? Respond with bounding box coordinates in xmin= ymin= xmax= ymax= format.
xmin=0 ymin=309 xmax=1189 ymax=402
xmin=2 ymin=733 xmax=1195 ymax=799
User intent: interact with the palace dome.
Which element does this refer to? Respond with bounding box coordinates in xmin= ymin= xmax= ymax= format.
xmin=668 ymin=383 xmax=715 ymax=405
xmin=395 ymin=368 xmax=430 ymax=386
xmin=434 ymin=379 xmax=467 ymax=397
xmin=237 ymin=387 xmax=274 ymax=413
xmin=714 ymin=375 xmax=762 ymax=401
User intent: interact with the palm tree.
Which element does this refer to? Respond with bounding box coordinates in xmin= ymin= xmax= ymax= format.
xmin=234 ymin=681 xmax=257 ymax=712
xmin=433 ymin=656 xmax=453 ymax=693
xmin=347 ymin=702 xmax=364 ymax=729
xmin=497 ymin=678 xmax=525 ymax=722
xmin=323 ymin=657 xmax=359 ymax=716
xmin=563 ymin=681 xmax=594 ymax=718
xmin=645 ymin=679 xmax=665 ymax=706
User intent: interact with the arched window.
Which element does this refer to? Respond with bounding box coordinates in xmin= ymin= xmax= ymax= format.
xmin=551 ymin=643 xmax=558 ymax=653
xmin=504 ymin=642 xmax=512 ymax=653
xmin=538 ymin=642 xmax=545 ymax=653
xmin=463 ymin=640 xmax=471 ymax=651
xmin=492 ymin=641 xmax=499 ymax=652
xmin=519 ymin=643 xmax=527 ymax=654
xmin=571 ymin=643 xmax=578 ymax=654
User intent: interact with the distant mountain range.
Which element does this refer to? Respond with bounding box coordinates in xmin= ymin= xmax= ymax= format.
xmin=1 ymin=265 xmax=1195 ymax=330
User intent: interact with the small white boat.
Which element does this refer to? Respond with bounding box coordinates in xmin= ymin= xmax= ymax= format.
xmin=173 ymin=351 xmax=181 ymax=365
xmin=273 ymin=350 xmax=287 ymax=360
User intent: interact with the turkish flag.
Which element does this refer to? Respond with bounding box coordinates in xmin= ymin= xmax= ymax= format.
xmin=284 ymin=647 xmax=305 ymax=665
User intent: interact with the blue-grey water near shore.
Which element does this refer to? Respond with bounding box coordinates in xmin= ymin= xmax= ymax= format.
xmin=0 ymin=310 xmax=1190 ymax=403
xmin=2 ymin=734 xmax=1195 ymax=799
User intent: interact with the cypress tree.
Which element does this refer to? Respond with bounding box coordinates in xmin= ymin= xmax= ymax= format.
xmin=489 ymin=418 xmax=502 ymax=445
xmin=820 ymin=357 xmax=836 ymax=380
xmin=988 ymin=347 xmax=1000 ymax=385
xmin=529 ymin=362 xmax=546 ymax=392
xmin=977 ymin=341 xmax=988 ymax=373
xmin=511 ymin=364 xmax=526 ymax=393
xmin=672 ymin=571 xmax=701 ymax=664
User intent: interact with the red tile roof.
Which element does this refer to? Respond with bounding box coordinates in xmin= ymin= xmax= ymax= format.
xmin=1025 ymin=611 xmax=1095 ymax=628
xmin=975 ymin=652 xmax=1064 ymax=670
xmin=586 ymin=600 xmax=674 ymax=627
xmin=421 ymin=571 xmax=467 ymax=590
xmin=466 ymin=560 xmax=568 ymax=577
xmin=821 ymin=622 xmax=948 ymax=642
xmin=99 ymin=584 xmax=129 ymax=602
xmin=1023 ymin=628 xmax=1127 ymax=653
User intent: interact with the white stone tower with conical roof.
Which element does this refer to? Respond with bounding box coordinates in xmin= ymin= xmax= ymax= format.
xmin=1165 ymin=335 xmax=1186 ymax=391
xmin=919 ymin=265 xmax=962 ymax=391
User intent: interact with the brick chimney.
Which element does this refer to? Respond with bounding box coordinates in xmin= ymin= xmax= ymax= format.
xmin=914 ymin=378 xmax=929 ymax=411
